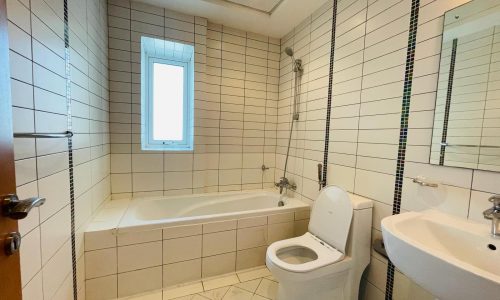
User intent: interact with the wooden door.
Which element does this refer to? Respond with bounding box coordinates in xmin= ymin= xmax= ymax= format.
xmin=0 ymin=0 xmax=22 ymax=299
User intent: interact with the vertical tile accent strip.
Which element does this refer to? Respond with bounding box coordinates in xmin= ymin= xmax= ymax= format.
xmin=439 ymin=38 xmax=458 ymax=165
xmin=385 ymin=0 xmax=421 ymax=298
xmin=321 ymin=0 xmax=338 ymax=187
xmin=63 ymin=0 xmax=78 ymax=299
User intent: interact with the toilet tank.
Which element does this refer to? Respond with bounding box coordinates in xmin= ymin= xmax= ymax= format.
xmin=345 ymin=193 xmax=373 ymax=262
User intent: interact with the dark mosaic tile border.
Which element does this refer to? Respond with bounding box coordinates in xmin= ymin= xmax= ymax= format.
xmin=322 ymin=0 xmax=339 ymax=187
xmin=439 ymin=38 xmax=458 ymax=165
xmin=385 ymin=0 xmax=421 ymax=298
xmin=63 ymin=0 xmax=78 ymax=299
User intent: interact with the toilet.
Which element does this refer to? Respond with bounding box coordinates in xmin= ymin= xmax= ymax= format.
xmin=266 ymin=186 xmax=373 ymax=300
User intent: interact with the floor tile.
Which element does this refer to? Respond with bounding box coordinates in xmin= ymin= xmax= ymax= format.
xmin=199 ymin=286 xmax=230 ymax=300
xmin=233 ymin=279 xmax=261 ymax=293
xmin=203 ymin=274 xmax=240 ymax=291
xmin=110 ymin=267 xmax=276 ymax=300
xmin=120 ymin=290 xmax=163 ymax=299
xmin=250 ymin=295 xmax=268 ymax=300
xmin=255 ymin=279 xmax=278 ymax=300
xmin=163 ymin=282 xmax=204 ymax=300
xmin=236 ymin=267 xmax=271 ymax=282
xmin=221 ymin=287 xmax=253 ymax=300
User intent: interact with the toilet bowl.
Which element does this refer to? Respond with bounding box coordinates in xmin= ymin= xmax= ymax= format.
xmin=266 ymin=186 xmax=373 ymax=300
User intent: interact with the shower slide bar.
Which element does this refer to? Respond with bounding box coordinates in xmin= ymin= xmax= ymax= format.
xmin=14 ymin=131 xmax=74 ymax=138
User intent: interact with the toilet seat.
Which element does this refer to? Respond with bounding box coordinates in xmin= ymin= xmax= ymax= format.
xmin=266 ymin=232 xmax=344 ymax=273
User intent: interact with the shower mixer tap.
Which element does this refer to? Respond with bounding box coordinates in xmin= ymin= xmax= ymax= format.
xmin=275 ymin=177 xmax=297 ymax=194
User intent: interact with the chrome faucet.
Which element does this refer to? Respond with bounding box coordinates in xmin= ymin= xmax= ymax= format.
xmin=275 ymin=177 xmax=297 ymax=194
xmin=483 ymin=194 xmax=500 ymax=238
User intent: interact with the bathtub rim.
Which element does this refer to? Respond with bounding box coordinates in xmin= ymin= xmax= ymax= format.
xmin=92 ymin=189 xmax=310 ymax=234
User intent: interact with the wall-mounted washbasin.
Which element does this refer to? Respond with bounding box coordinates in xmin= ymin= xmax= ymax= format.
xmin=382 ymin=210 xmax=500 ymax=300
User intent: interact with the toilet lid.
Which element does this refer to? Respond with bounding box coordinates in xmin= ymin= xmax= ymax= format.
xmin=308 ymin=186 xmax=353 ymax=254
xmin=266 ymin=233 xmax=344 ymax=273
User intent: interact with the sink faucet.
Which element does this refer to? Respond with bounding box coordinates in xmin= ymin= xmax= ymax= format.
xmin=275 ymin=177 xmax=297 ymax=194
xmin=483 ymin=194 xmax=500 ymax=238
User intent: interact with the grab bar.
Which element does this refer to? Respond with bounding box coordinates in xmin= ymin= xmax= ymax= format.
xmin=440 ymin=142 xmax=500 ymax=149
xmin=14 ymin=131 xmax=73 ymax=138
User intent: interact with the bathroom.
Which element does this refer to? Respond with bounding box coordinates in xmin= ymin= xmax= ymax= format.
xmin=0 ymin=0 xmax=499 ymax=299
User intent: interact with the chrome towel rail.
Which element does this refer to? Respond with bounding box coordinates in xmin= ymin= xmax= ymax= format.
xmin=14 ymin=131 xmax=73 ymax=138
xmin=440 ymin=142 xmax=500 ymax=149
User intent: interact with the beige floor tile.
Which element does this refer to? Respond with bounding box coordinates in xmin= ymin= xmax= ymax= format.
xmin=250 ymin=295 xmax=268 ymax=300
xmin=119 ymin=290 xmax=163 ymax=300
xmin=191 ymin=296 xmax=210 ymax=300
xmin=221 ymin=287 xmax=253 ymax=300
xmin=236 ymin=267 xmax=271 ymax=282
xmin=233 ymin=279 xmax=261 ymax=293
xmin=203 ymin=274 xmax=240 ymax=291
xmin=255 ymin=279 xmax=278 ymax=300
xmin=163 ymin=282 xmax=204 ymax=300
xmin=199 ymin=286 xmax=230 ymax=300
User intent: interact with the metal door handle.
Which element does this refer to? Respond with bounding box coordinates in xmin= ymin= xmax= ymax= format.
xmin=4 ymin=232 xmax=21 ymax=256
xmin=1 ymin=194 xmax=45 ymax=220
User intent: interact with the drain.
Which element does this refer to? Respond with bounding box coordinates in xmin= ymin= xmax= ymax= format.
xmin=487 ymin=244 xmax=496 ymax=251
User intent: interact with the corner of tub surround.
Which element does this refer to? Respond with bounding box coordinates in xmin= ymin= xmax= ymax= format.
xmin=84 ymin=198 xmax=132 ymax=251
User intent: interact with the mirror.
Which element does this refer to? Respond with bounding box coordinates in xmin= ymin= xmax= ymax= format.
xmin=430 ymin=0 xmax=500 ymax=171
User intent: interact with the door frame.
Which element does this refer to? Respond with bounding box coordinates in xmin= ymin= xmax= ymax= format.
xmin=0 ymin=0 xmax=23 ymax=298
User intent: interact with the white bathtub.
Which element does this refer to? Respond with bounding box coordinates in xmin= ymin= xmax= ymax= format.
xmin=85 ymin=190 xmax=311 ymax=297
xmin=119 ymin=190 xmax=308 ymax=232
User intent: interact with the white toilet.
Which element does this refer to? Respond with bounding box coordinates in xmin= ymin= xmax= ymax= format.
xmin=266 ymin=186 xmax=373 ymax=300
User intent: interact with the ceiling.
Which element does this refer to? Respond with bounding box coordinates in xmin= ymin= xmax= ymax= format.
xmin=225 ymin=0 xmax=283 ymax=14
xmin=135 ymin=0 xmax=330 ymax=38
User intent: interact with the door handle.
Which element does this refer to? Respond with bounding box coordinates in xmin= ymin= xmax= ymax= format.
xmin=4 ymin=232 xmax=21 ymax=256
xmin=1 ymin=194 xmax=45 ymax=220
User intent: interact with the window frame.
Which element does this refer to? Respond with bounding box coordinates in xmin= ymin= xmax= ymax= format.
xmin=141 ymin=38 xmax=194 ymax=151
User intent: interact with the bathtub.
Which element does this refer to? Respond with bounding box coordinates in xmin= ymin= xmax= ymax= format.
xmin=84 ymin=190 xmax=310 ymax=298
xmin=119 ymin=190 xmax=308 ymax=232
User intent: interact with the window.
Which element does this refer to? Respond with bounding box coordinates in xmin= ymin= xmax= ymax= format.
xmin=141 ymin=37 xmax=194 ymax=151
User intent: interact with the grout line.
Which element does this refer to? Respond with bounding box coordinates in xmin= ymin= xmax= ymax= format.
xmin=353 ymin=1 xmax=370 ymax=193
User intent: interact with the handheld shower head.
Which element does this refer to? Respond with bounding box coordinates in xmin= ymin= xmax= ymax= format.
xmin=284 ymin=47 xmax=303 ymax=73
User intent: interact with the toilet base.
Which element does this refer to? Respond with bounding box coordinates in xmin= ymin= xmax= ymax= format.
xmin=275 ymin=269 xmax=349 ymax=300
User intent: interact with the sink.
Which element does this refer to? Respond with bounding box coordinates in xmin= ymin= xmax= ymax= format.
xmin=381 ymin=210 xmax=500 ymax=300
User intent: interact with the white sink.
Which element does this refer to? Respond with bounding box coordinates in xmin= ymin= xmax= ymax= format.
xmin=382 ymin=210 xmax=500 ymax=300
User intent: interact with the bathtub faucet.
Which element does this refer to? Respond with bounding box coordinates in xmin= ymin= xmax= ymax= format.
xmin=275 ymin=177 xmax=297 ymax=194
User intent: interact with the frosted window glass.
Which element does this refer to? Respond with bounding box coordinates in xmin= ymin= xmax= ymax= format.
xmin=153 ymin=63 xmax=184 ymax=141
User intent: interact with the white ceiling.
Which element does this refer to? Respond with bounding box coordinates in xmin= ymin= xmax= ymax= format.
xmin=135 ymin=0 xmax=330 ymax=38
xmin=225 ymin=0 xmax=283 ymax=13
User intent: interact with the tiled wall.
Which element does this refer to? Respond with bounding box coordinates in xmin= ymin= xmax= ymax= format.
xmin=7 ymin=0 xmax=110 ymax=299
xmin=280 ymin=0 xmax=500 ymax=299
xmin=107 ymin=0 xmax=281 ymax=198
xmin=277 ymin=1 xmax=334 ymax=203
xmin=84 ymin=207 xmax=309 ymax=299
